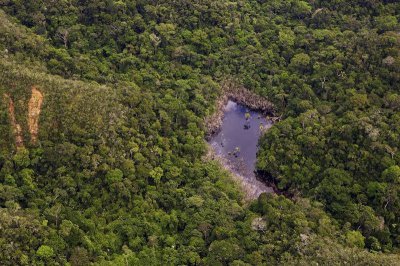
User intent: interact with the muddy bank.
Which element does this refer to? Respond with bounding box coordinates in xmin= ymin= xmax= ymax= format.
xmin=205 ymin=80 xmax=278 ymax=139
xmin=204 ymin=145 xmax=274 ymax=200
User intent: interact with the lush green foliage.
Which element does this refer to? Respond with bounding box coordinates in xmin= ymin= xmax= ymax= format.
xmin=0 ymin=0 xmax=399 ymax=265
xmin=255 ymin=0 xmax=400 ymax=252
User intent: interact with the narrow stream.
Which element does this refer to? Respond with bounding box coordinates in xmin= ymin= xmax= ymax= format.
xmin=209 ymin=100 xmax=274 ymax=198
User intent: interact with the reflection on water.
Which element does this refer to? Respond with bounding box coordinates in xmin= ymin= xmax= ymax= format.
xmin=209 ymin=100 xmax=274 ymax=198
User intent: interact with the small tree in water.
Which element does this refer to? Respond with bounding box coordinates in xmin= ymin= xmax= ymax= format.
xmin=244 ymin=112 xmax=251 ymax=129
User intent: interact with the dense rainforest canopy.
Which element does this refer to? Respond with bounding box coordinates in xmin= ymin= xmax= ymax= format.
xmin=0 ymin=0 xmax=399 ymax=265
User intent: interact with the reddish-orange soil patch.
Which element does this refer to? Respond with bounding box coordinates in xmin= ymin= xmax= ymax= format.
xmin=4 ymin=93 xmax=24 ymax=148
xmin=27 ymin=86 xmax=43 ymax=144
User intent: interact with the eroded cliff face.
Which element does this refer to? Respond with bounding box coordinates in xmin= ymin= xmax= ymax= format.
xmin=28 ymin=86 xmax=43 ymax=144
xmin=3 ymin=86 xmax=43 ymax=148
xmin=4 ymin=93 xmax=24 ymax=148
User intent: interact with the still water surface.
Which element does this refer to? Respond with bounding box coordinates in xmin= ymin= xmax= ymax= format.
xmin=209 ymin=100 xmax=274 ymax=197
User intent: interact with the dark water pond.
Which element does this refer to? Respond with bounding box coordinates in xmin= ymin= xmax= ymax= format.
xmin=209 ymin=100 xmax=274 ymax=198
